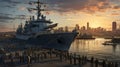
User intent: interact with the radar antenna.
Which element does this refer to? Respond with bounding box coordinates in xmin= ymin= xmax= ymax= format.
xmin=28 ymin=0 xmax=46 ymax=20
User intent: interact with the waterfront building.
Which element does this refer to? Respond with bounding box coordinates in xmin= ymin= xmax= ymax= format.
xmin=112 ymin=21 xmax=117 ymax=32
xmin=87 ymin=22 xmax=90 ymax=30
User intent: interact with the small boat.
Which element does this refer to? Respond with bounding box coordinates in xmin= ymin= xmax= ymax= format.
xmin=111 ymin=38 xmax=120 ymax=43
xmin=76 ymin=33 xmax=95 ymax=40
xmin=102 ymin=41 xmax=117 ymax=45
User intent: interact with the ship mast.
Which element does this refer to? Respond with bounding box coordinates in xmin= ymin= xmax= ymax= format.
xmin=28 ymin=0 xmax=45 ymax=20
xmin=37 ymin=0 xmax=41 ymax=20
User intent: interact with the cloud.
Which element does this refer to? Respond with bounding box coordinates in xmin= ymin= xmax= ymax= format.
xmin=4 ymin=5 xmax=15 ymax=8
xmin=18 ymin=6 xmax=26 ymax=11
xmin=0 ymin=19 xmax=8 ymax=23
xmin=44 ymin=0 xmax=114 ymax=14
xmin=0 ymin=16 xmax=14 ymax=20
xmin=0 ymin=0 xmax=21 ymax=4
xmin=0 ymin=15 xmax=14 ymax=23
xmin=0 ymin=13 xmax=14 ymax=23
xmin=111 ymin=13 xmax=120 ymax=15
xmin=0 ymin=13 xmax=12 ymax=16
xmin=0 ymin=0 xmax=22 ymax=8
xmin=0 ymin=23 xmax=6 ymax=28
xmin=113 ymin=5 xmax=120 ymax=9
xmin=15 ymin=15 xmax=30 ymax=19
xmin=0 ymin=13 xmax=27 ymax=23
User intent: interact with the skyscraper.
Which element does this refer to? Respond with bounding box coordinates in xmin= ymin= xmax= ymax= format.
xmin=87 ymin=22 xmax=89 ymax=30
xmin=112 ymin=21 xmax=117 ymax=32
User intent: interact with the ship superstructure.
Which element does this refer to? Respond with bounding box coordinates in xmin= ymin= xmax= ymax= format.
xmin=16 ymin=0 xmax=77 ymax=51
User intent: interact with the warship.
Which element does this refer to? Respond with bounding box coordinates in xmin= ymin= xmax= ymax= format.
xmin=15 ymin=0 xmax=77 ymax=51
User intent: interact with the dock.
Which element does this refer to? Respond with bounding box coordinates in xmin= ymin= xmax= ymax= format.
xmin=0 ymin=48 xmax=120 ymax=67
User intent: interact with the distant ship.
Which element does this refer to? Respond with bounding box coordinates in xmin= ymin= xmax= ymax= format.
xmin=102 ymin=41 xmax=117 ymax=46
xmin=76 ymin=33 xmax=95 ymax=39
xmin=15 ymin=0 xmax=77 ymax=51
xmin=104 ymin=37 xmax=120 ymax=44
xmin=111 ymin=38 xmax=120 ymax=43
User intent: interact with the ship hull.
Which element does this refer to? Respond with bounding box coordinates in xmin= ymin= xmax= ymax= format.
xmin=15 ymin=32 xmax=77 ymax=51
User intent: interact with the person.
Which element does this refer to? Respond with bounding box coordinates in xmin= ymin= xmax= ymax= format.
xmin=102 ymin=60 xmax=106 ymax=67
xmin=19 ymin=55 xmax=22 ymax=63
xmin=90 ymin=57 xmax=94 ymax=67
xmin=115 ymin=62 xmax=118 ymax=67
xmin=0 ymin=55 xmax=5 ymax=64
xmin=27 ymin=55 xmax=31 ymax=67
xmin=78 ymin=55 xmax=81 ymax=65
xmin=95 ymin=58 xmax=98 ymax=67
xmin=91 ymin=57 xmax=94 ymax=63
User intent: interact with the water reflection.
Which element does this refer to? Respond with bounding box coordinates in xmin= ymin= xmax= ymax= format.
xmin=112 ymin=45 xmax=116 ymax=52
xmin=69 ymin=38 xmax=120 ymax=61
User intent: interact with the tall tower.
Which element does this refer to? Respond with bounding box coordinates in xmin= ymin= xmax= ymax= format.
xmin=87 ymin=22 xmax=89 ymax=30
xmin=112 ymin=21 xmax=117 ymax=32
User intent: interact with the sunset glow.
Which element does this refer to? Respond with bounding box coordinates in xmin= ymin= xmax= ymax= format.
xmin=0 ymin=0 xmax=120 ymax=32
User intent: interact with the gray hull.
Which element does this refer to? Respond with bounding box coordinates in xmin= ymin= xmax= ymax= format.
xmin=16 ymin=32 xmax=77 ymax=51
xmin=28 ymin=32 xmax=77 ymax=51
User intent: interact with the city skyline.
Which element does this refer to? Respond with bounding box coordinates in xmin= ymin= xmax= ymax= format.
xmin=76 ymin=21 xmax=120 ymax=31
xmin=0 ymin=0 xmax=120 ymax=32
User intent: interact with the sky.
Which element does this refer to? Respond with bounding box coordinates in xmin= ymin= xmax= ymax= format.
xmin=0 ymin=0 xmax=120 ymax=32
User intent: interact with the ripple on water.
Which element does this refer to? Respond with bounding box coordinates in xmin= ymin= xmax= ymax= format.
xmin=69 ymin=38 xmax=120 ymax=62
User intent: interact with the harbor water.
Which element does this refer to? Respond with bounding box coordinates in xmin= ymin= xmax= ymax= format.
xmin=69 ymin=38 xmax=120 ymax=62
